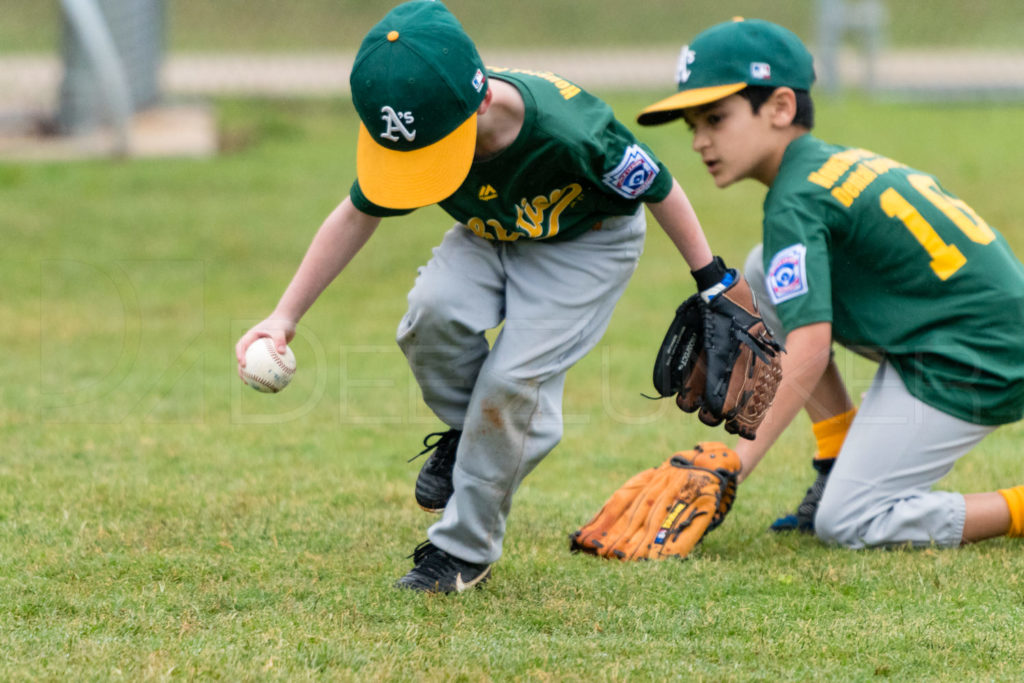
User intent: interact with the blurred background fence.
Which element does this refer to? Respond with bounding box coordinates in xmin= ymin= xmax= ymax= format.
xmin=1 ymin=0 xmax=1023 ymax=158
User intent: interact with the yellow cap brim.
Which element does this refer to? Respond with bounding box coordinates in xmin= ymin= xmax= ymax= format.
xmin=356 ymin=114 xmax=477 ymax=210
xmin=637 ymin=82 xmax=747 ymax=126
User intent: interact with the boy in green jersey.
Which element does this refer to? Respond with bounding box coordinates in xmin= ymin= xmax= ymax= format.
xmin=639 ymin=18 xmax=1024 ymax=548
xmin=235 ymin=1 xmax=745 ymax=592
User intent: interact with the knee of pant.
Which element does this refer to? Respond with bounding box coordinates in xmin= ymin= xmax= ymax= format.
xmin=813 ymin=496 xmax=863 ymax=548
xmin=398 ymin=287 xmax=451 ymax=345
xmin=476 ymin=370 xmax=564 ymax=443
xmin=405 ymin=285 xmax=448 ymax=325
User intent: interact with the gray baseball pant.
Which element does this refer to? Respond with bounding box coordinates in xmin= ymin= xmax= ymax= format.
xmin=745 ymin=244 xmax=994 ymax=548
xmin=398 ymin=211 xmax=645 ymax=564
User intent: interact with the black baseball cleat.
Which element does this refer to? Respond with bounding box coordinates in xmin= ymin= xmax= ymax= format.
xmin=410 ymin=429 xmax=461 ymax=512
xmin=394 ymin=541 xmax=491 ymax=594
xmin=770 ymin=456 xmax=835 ymax=533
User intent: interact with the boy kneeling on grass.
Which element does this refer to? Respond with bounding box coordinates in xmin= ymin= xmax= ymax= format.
xmin=638 ymin=18 xmax=1024 ymax=548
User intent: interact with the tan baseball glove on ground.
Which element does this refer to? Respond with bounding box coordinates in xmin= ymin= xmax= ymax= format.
xmin=569 ymin=442 xmax=741 ymax=560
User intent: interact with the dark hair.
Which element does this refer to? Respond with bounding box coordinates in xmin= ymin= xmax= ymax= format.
xmin=739 ymin=85 xmax=814 ymax=130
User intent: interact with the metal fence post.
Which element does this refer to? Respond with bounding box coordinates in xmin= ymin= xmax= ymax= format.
xmin=56 ymin=0 xmax=165 ymax=154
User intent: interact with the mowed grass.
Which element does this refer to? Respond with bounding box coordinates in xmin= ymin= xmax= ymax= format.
xmin=3 ymin=93 xmax=1024 ymax=680
xmin=4 ymin=0 xmax=1024 ymax=53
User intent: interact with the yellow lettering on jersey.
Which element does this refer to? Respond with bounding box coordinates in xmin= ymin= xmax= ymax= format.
xmin=809 ymin=157 xmax=853 ymax=189
xmin=832 ymin=163 xmax=879 ymax=206
xmin=831 ymin=186 xmax=854 ymax=207
xmin=847 ymin=165 xmax=878 ymax=193
xmin=485 ymin=66 xmax=580 ymax=100
xmin=880 ymin=187 xmax=966 ymax=280
xmin=467 ymin=184 xmax=583 ymax=241
xmin=907 ymin=174 xmax=995 ymax=245
xmin=514 ymin=183 xmax=583 ymax=238
xmin=516 ymin=197 xmax=547 ymax=238
xmin=809 ymin=166 xmax=841 ymax=189
xmin=559 ymin=85 xmax=581 ymax=100
xmin=466 ymin=217 xmax=520 ymax=241
xmin=808 ymin=173 xmax=830 ymax=189
xmin=478 ymin=185 xmax=498 ymax=201
xmin=465 ymin=217 xmax=489 ymax=239
xmin=808 ymin=148 xmax=874 ymax=189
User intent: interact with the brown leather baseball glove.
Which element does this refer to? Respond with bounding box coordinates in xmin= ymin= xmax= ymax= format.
xmin=651 ymin=261 xmax=784 ymax=440
xmin=569 ymin=442 xmax=741 ymax=560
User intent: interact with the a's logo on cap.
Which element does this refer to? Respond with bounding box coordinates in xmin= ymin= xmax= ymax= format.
xmin=676 ymin=46 xmax=696 ymax=84
xmin=379 ymin=105 xmax=416 ymax=142
xmin=751 ymin=62 xmax=772 ymax=80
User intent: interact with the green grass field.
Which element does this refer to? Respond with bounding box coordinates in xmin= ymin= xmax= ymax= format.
xmin=3 ymin=0 xmax=1024 ymax=53
xmin=3 ymin=92 xmax=1024 ymax=679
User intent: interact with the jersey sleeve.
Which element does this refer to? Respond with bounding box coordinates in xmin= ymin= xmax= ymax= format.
xmin=586 ymin=120 xmax=673 ymax=204
xmin=762 ymin=206 xmax=835 ymax=332
xmin=349 ymin=179 xmax=416 ymax=218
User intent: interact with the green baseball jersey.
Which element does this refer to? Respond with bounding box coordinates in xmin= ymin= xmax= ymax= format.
xmin=763 ymin=134 xmax=1024 ymax=425
xmin=350 ymin=68 xmax=673 ymax=241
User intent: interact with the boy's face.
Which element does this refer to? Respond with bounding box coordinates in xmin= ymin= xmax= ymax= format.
xmin=682 ymin=94 xmax=780 ymax=188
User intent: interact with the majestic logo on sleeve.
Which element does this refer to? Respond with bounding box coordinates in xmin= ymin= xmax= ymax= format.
xmin=379 ymin=106 xmax=416 ymax=142
xmin=767 ymin=243 xmax=809 ymax=304
xmin=603 ymin=145 xmax=659 ymax=199
xmin=676 ymin=45 xmax=696 ymax=84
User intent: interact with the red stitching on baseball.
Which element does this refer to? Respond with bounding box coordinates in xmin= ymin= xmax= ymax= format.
xmin=261 ymin=338 xmax=295 ymax=375
xmin=243 ymin=371 xmax=278 ymax=391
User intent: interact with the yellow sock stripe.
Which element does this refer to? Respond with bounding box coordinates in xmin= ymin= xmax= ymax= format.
xmin=997 ymin=486 xmax=1024 ymax=537
xmin=811 ymin=408 xmax=857 ymax=462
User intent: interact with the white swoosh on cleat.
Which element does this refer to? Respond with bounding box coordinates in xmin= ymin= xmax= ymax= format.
xmin=454 ymin=570 xmax=488 ymax=592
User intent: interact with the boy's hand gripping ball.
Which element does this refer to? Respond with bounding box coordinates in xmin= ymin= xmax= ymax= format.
xmin=242 ymin=337 xmax=296 ymax=393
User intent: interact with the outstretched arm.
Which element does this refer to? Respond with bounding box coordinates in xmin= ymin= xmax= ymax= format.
xmin=734 ymin=321 xmax=834 ymax=481
xmin=646 ymin=179 xmax=714 ymax=271
xmin=236 ymin=197 xmax=382 ymax=365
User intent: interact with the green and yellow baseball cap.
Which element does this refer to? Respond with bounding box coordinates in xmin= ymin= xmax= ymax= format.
xmin=351 ymin=1 xmax=488 ymax=209
xmin=638 ymin=18 xmax=815 ymax=126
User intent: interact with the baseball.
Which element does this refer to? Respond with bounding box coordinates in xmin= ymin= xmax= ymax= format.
xmin=242 ymin=337 xmax=296 ymax=393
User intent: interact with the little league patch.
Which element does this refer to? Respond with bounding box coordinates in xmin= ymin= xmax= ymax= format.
xmin=767 ymin=243 xmax=809 ymax=304
xmin=602 ymin=144 xmax=659 ymax=199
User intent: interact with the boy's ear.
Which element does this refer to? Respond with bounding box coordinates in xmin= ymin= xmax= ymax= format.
xmin=477 ymin=86 xmax=494 ymax=115
xmin=767 ymin=87 xmax=798 ymax=128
